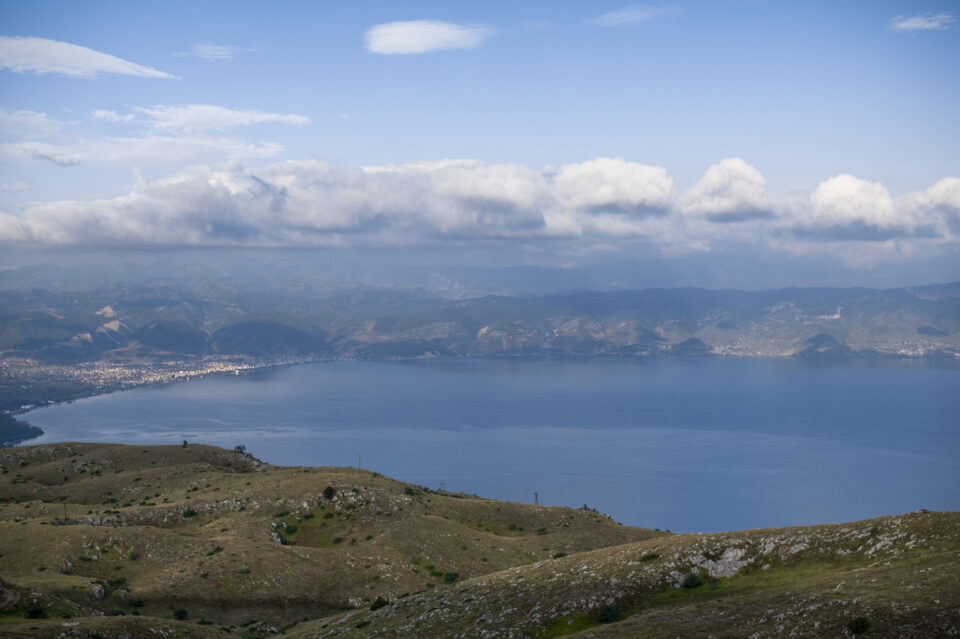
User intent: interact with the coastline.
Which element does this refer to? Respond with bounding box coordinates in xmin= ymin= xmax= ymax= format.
xmin=0 ymin=353 xmax=335 ymax=448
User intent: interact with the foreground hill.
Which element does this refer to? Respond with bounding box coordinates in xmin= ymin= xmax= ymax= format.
xmin=0 ymin=443 xmax=956 ymax=638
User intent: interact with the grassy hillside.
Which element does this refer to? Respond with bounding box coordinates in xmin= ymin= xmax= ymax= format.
xmin=0 ymin=443 xmax=956 ymax=638
xmin=0 ymin=443 xmax=661 ymax=635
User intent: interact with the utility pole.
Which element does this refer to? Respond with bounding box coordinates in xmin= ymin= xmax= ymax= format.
xmin=534 ymin=492 xmax=538 ymax=506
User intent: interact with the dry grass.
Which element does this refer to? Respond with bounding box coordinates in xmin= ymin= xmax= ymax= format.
xmin=1 ymin=443 xmax=957 ymax=638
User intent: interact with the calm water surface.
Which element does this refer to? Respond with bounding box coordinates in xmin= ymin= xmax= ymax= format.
xmin=25 ymin=358 xmax=960 ymax=532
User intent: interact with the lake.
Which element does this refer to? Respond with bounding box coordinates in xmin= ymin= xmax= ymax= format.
xmin=24 ymin=357 xmax=960 ymax=533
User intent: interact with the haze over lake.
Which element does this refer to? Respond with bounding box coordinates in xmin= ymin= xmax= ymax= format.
xmin=26 ymin=357 xmax=959 ymax=533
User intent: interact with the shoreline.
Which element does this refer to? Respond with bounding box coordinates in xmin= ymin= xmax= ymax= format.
xmin=0 ymin=353 xmax=337 ymax=448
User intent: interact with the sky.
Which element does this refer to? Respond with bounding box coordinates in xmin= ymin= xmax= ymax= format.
xmin=1 ymin=0 xmax=958 ymax=290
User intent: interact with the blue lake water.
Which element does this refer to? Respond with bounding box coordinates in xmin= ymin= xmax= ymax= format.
xmin=24 ymin=357 xmax=960 ymax=533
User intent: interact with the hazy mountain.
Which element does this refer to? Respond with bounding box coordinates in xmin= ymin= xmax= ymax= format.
xmin=1 ymin=282 xmax=958 ymax=363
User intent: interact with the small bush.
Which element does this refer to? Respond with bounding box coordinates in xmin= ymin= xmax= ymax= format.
xmin=597 ymin=604 xmax=621 ymax=623
xmin=284 ymin=524 xmax=298 ymax=535
xmin=26 ymin=605 xmax=47 ymax=619
xmin=682 ymin=572 xmax=704 ymax=589
xmin=552 ymin=552 xmax=567 ymax=558
xmin=332 ymin=537 xmax=344 ymax=544
xmin=173 ymin=608 xmax=188 ymax=620
xmin=640 ymin=553 xmax=661 ymax=562
xmin=370 ymin=596 xmax=389 ymax=611
xmin=443 ymin=572 xmax=459 ymax=583
xmin=536 ymin=527 xmax=548 ymax=535
xmin=323 ymin=486 xmax=336 ymax=500
xmin=131 ymin=598 xmax=144 ymax=607
xmin=848 ymin=617 xmax=871 ymax=634
xmin=181 ymin=508 xmax=196 ymax=518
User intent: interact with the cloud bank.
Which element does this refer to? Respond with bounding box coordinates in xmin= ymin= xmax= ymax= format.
xmin=0 ymin=36 xmax=177 ymax=78
xmin=365 ymin=20 xmax=492 ymax=54
xmin=2 ymin=158 xmax=957 ymax=261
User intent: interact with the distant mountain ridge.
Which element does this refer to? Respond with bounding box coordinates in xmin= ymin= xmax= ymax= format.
xmin=0 ymin=282 xmax=958 ymax=363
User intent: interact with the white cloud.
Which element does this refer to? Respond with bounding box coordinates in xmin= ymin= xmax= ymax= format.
xmin=786 ymin=174 xmax=931 ymax=241
xmin=0 ymin=108 xmax=66 ymax=136
xmin=3 ymin=104 xmax=308 ymax=166
xmin=890 ymin=13 xmax=954 ymax=32
xmin=365 ymin=20 xmax=492 ymax=54
xmin=552 ymin=158 xmax=674 ymax=215
xmin=1 ymin=141 xmax=82 ymax=166
xmin=680 ymin=158 xmax=773 ymax=221
xmin=183 ymin=44 xmax=253 ymax=61
xmin=0 ymin=36 xmax=177 ymax=78
xmin=590 ymin=5 xmax=679 ymax=27
xmin=2 ymin=159 xmax=956 ymax=256
xmin=1 ymin=136 xmax=283 ymax=166
xmin=0 ymin=182 xmax=29 ymax=193
xmin=93 ymin=110 xmax=135 ymax=124
xmin=131 ymin=104 xmax=309 ymax=134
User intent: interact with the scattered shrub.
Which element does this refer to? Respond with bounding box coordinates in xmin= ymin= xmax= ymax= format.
xmin=25 ymin=605 xmax=47 ymax=619
xmin=181 ymin=509 xmax=196 ymax=518
xmin=552 ymin=552 xmax=567 ymax=559
xmin=173 ymin=608 xmax=188 ymax=620
xmin=284 ymin=524 xmax=298 ymax=535
xmin=370 ymin=596 xmax=389 ymax=611
xmin=323 ymin=486 xmax=336 ymax=500
xmin=848 ymin=617 xmax=871 ymax=634
xmin=597 ymin=604 xmax=621 ymax=623
xmin=443 ymin=572 xmax=459 ymax=583
xmin=682 ymin=572 xmax=704 ymax=589
xmin=332 ymin=537 xmax=344 ymax=544
xmin=640 ymin=553 xmax=661 ymax=562
xmin=536 ymin=528 xmax=548 ymax=535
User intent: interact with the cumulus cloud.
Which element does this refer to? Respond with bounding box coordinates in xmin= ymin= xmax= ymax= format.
xmin=890 ymin=13 xmax=954 ymax=32
xmin=680 ymin=158 xmax=773 ymax=222
xmin=0 ymin=36 xmax=177 ymax=78
xmin=787 ymin=174 xmax=933 ymax=241
xmin=365 ymin=20 xmax=492 ymax=54
xmin=902 ymin=177 xmax=960 ymax=234
xmin=589 ymin=5 xmax=680 ymax=27
xmin=552 ymin=158 xmax=674 ymax=216
xmin=1 ymin=158 xmax=957 ymax=257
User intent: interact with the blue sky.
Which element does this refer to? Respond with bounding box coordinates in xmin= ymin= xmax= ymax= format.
xmin=1 ymin=1 xmax=958 ymax=288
